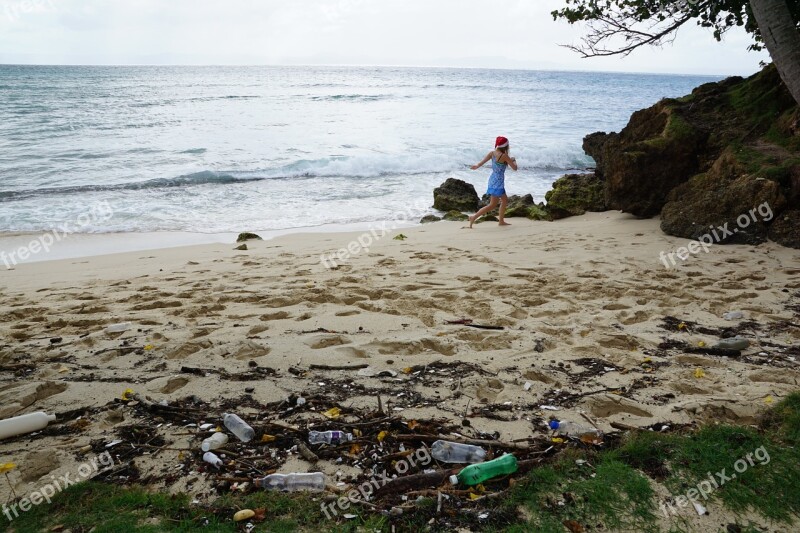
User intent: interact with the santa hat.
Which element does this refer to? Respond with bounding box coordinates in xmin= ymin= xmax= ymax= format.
xmin=495 ymin=136 xmax=509 ymax=149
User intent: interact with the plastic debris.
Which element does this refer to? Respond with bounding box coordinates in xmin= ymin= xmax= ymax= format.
xmin=450 ymin=454 xmax=518 ymax=486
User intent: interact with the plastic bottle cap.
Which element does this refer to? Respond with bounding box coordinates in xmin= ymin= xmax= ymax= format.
xmin=548 ymin=420 xmax=560 ymax=430
xmin=449 ymin=475 xmax=459 ymax=485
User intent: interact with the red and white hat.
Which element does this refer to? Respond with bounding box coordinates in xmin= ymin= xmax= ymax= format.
xmin=495 ymin=136 xmax=509 ymax=149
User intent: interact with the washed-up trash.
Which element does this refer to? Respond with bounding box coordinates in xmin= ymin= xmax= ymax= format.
xmin=233 ymin=509 xmax=255 ymax=522
xmin=223 ymin=413 xmax=255 ymax=442
xmin=431 ymin=440 xmax=486 ymax=464
xmin=105 ymin=322 xmax=131 ymax=334
xmin=540 ymin=405 xmax=560 ymax=411
xmin=0 ymin=463 xmax=16 ymax=474
xmin=723 ymin=311 xmax=745 ymax=320
xmin=203 ymin=451 xmax=223 ymax=468
xmin=713 ymin=337 xmax=750 ymax=351
xmin=694 ymin=368 xmax=706 ymax=378
xmin=253 ymin=472 xmax=325 ymax=492
xmin=0 ymin=411 xmax=56 ymax=441
xmin=308 ymin=430 xmax=353 ymax=445
xmin=322 ymin=407 xmax=341 ymax=420
xmin=201 ymin=432 xmax=229 ymax=452
xmin=693 ymin=502 xmax=708 ymax=516
xmin=449 ymin=454 xmax=518 ymax=486
xmin=524 ymin=381 xmax=533 ymax=391
xmin=549 ymin=420 xmax=603 ymax=445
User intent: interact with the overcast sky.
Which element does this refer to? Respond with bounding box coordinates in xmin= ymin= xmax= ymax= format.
xmin=0 ymin=0 xmax=769 ymax=75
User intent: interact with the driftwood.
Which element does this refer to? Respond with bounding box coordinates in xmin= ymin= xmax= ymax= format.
xmin=374 ymin=458 xmax=542 ymax=497
xmin=294 ymin=438 xmax=319 ymax=463
xmin=394 ymin=434 xmax=532 ymax=450
xmin=683 ymin=347 xmax=741 ymax=357
xmin=309 ymin=363 xmax=370 ymax=371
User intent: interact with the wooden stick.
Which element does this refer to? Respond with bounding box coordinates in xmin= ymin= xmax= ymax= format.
xmin=309 ymin=363 xmax=370 ymax=371
xmin=394 ymin=434 xmax=532 ymax=450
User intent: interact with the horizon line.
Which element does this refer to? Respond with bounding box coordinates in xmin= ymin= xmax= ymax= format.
xmin=0 ymin=61 xmax=748 ymax=78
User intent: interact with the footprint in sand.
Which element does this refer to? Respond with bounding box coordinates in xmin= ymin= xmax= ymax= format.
xmin=159 ymin=376 xmax=191 ymax=394
xmin=167 ymin=340 xmax=213 ymax=360
xmin=335 ymin=310 xmax=361 ymax=317
xmin=306 ymin=335 xmax=352 ymax=349
xmin=335 ymin=346 xmax=369 ymax=359
xmin=19 ymin=451 xmax=61 ymax=483
xmin=585 ymin=394 xmax=653 ymax=418
xmin=233 ymin=341 xmax=270 ymax=359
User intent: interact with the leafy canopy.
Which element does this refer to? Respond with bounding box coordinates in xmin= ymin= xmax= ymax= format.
xmin=552 ymin=0 xmax=800 ymax=57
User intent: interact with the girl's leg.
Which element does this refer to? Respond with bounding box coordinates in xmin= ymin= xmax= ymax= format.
xmin=498 ymin=194 xmax=510 ymax=226
xmin=468 ymin=196 xmax=499 ymax=229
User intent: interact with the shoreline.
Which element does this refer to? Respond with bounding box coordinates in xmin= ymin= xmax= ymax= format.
xmin=0 ymin=219 xmax=420 ymax=268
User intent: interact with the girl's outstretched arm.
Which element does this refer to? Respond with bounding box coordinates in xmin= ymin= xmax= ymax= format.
xmin=500 ymin=153 xmax=518 ymax=171
xmin=470 ymin=152 xmax=493 ymax=170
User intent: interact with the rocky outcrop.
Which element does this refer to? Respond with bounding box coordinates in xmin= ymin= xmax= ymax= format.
xmin=420 ymin=214 xmax=442 ymax=224
xmin=544 ymin=173 xmax=606 ymax=219
xmin=442 ymin=210 xmax=469 ymax=222
xmin=661 ymin=150 xmax=787 ymax=244
xmin=433 ymin=178 xmax=479 ymax=212
xmin=479 ymin=193 xmax=554 ymax=221
xmin=769 ymin=210 xmax=800 ymax=248
xmin=586 ymin=64 xmax=800 ymax=248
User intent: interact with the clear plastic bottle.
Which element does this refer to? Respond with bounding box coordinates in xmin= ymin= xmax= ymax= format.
xmin=223 ymin=413 xmax=255 ymax=442
xmin=201 ymin=432 xmax=229 ymax=452
xmin=308 ymin=430 xmax=353 ymax=445
xmin=105 ymin=322 xmax=131 ymax=333
xmin=431 ymin=440 xmax=486 ymax=463
xmin=449 ymin=454 xmax=517 ymax=486
xmin=253 ymin=473 xmax=325 ymax=492
xmin=549 ymin=420 xmax=603 ymax=444
xmin=203 ymin=451 xmax=223 ymax=467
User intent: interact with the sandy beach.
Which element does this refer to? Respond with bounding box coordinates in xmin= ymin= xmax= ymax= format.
xmin=0 ymin=212 xmax=798 ymax=527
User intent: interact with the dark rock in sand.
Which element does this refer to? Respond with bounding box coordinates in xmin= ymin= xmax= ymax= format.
xmin=443 ymin=210 xmax=469 ymax=222
xmin=769 ymin=209 xmax=800 ymax=248
xmin=433 ymin=178 xmax=479 ymax=212
xmin=234 ymin=244 xmax=248 ymax=251
xmin=420 ymin=214 xmax=442 ymax=224
xmin=476 ymin=214 xmax=498 ymax=223
xmin=544 ymin=173 xmax=606 ymax=218
xmin=237 ymin=232 xmax=262 ymax=242
xmin=661 ymin=150 xmax=788 ymax=244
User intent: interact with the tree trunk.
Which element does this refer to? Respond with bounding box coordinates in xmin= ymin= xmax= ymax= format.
xmin=750 ymin=0 xmax=800 ymax=105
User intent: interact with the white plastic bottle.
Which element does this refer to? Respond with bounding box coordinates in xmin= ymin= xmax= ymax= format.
xmin=549 ymin=420 xmax=603 ymax=443
xmin=253 ymin=473 xmax=325 ymax=492
xmin=203 ymin=451 xmax=224 ymax=467
xmin=0 ymin=412 xmax=56 ymax=440
xmin=105 ymin=323 xmax=131 ymax=333
xmin=308 ymin=430 xmax=353 ymax=445
xmin=201 ymin=432 xmax=229 ymax=452
xmin=430 ymin=440 xmax=487 ymax=464
xmin=223 ymin=413 xmax=255 ymax=442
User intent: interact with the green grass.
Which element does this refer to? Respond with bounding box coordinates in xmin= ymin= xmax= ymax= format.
xmin=5 ymin=393 xmax=800 ymax=532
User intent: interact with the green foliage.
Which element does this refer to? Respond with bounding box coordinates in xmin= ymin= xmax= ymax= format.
xmin=552 ymin=0 xmax=800 ymax=55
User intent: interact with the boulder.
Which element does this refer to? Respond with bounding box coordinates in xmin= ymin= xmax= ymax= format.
xmin=236 ymin=232 xmax=262 ymax=242
xmin=544 ymin=173 xmax=606 ymax=218
xmin=433 ymin=178 xmax=479 ymax=212
xmin=661 ymin=150 xmax=788 ymax=245
xmin=442 ymin=210 xmax=469 ymax=222
xmin=590 ymin=105 xmax=708 ymax=217
xmin=769 ymin=210 xmax=800 ymax=248
xmin=420 ymin=215 xmax=442 ymax=224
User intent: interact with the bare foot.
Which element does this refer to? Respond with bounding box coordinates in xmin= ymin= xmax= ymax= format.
xmin=499 ymin=221 xmax=511 ymax=226
xmin=468 ymin=215 xmax=477 ymax=229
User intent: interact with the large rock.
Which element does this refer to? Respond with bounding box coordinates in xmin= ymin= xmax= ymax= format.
xmin=769 ymin=210 xmax=800 ymax=248
xmin=477 ymin=194 xmax=553 ymax=221
xmin=433 ymin=178 xmax=479 ymax=212
xmin=587 ymin=105 xmax=708 ymax=217
xmin=661 ymin=150 xmax=788 ymax=244
xmin=544 ymin=173 xmax=606 ymax=218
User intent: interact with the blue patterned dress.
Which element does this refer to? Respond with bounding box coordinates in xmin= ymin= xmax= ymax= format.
xmin=486 ymin=156 xmax=507 ymax=197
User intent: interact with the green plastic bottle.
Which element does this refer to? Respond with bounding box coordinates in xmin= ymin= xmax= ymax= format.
xmin=449 ymin=454 xmax=518 ymax=486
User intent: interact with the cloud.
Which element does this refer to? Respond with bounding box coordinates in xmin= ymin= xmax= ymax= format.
xmin=0 ymin=0 xmax=769 ymax=75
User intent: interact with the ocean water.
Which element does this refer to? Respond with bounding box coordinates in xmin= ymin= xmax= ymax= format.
xmin=0 ymin=65 xmax=721 ymax=234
